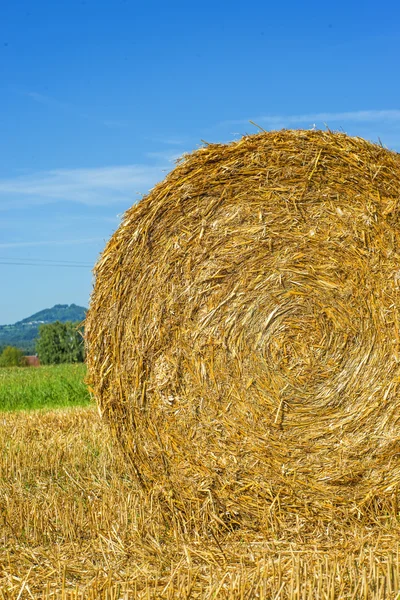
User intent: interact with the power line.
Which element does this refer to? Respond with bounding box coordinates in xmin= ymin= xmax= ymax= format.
xmin=0 ymin=260 xmax=93 ymax=268
xmin=0 ymin=256 xmax=93 ymax=266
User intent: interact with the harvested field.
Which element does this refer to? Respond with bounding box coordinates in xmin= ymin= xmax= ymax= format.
xmin=1 ymin=407 xmax=400 ymax=598
xmin=86 ymin=129 xmax=400 ymax=528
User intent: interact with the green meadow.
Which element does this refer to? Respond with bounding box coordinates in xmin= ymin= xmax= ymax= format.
xmin=0 ymin=363 xmax=92 ymax=412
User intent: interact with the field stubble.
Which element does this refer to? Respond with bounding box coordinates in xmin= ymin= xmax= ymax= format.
xmin=1 ymin=408 xmax=400 ymax=598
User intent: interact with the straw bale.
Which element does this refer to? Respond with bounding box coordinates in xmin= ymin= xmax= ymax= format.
xmin=86 ymin=129 xmax=400 ymax=524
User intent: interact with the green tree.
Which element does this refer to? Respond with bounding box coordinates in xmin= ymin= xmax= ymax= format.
xmin=36 ymin=321 xmax=85 ymax=365
xmin=0 ymin=346 xmax=27 ymax=367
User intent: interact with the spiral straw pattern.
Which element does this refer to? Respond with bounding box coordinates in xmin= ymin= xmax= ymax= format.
xmin=86 ymin=130 xmax=400 ymax=525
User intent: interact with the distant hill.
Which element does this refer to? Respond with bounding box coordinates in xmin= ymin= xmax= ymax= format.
xmin=0 ymin=304 xmax=87 ymax=354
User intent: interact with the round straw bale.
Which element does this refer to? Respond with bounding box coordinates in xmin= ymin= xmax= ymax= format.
xmin=86 ymin=129 xmax=400 ymax=523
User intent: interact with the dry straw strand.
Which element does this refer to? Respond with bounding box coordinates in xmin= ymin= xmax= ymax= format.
xmin=86 ymin=129 xmax=400 ymax=528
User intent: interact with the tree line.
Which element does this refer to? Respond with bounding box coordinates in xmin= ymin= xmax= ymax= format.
xmin=0 ymin=321 xmax=85 ymax=367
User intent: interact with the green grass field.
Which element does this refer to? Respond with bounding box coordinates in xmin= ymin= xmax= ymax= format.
xmin=0 ymin=363 xmax=92 ymax=411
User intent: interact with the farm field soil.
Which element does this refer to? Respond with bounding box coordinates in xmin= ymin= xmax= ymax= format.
xmin=0 ymin=364 xmax=91 ymax=411
xmin=1 ymin=407 xmax=400 ymax=599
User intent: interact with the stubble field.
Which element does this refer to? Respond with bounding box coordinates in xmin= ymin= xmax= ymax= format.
xmin=1 ymin=368 xmax=400 ymax=598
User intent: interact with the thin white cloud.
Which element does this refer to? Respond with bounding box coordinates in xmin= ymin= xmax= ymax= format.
xmin=145 ymin=150 xmax=184 ymax=162
xmin=145 ymin=136 xmax=187 ymax=146
xmin=26 ymin=91 xmax=133 ymax=129
xmin=26 ymin=91 xmax=71 ymax=111
xmin=0 ymin=238 xmax=104 ymax=249
xmin=102 ymin=119 xmax=132 ymax=128
xmin=220 ymin=109 xmax=400 ymax=127
xmin=0 ymin=164 xmax=167 ymax=208
xmin=162 ymin=139 xmax=186 ymax=146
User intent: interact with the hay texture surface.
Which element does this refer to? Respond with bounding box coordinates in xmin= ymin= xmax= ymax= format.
xmin=86 ymin=129 xmax=400 ymax=524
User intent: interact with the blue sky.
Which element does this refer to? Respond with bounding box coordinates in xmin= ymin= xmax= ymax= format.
xmin=1 ymin=0 xmax=399 ymax=324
